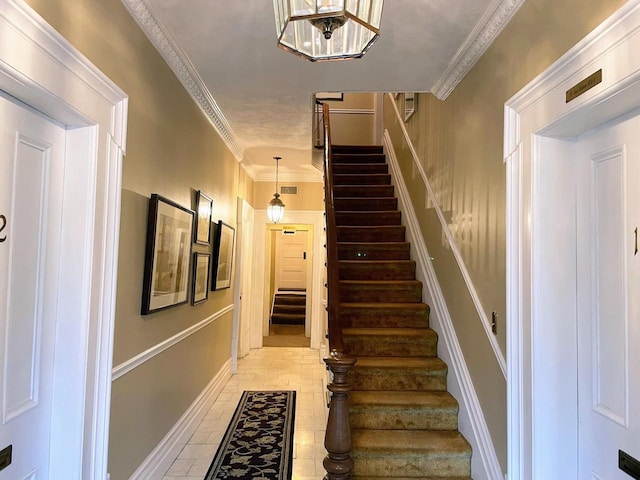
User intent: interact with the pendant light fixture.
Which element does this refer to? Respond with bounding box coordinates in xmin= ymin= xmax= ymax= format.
xmin=273 ymin=0 xmax=384 ymax=62
xmin=267 ymin=156 xmax=285 ymax=223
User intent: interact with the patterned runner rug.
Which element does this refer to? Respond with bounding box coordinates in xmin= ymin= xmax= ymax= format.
xmin=204 ymin=390 xmax=296 ymax=480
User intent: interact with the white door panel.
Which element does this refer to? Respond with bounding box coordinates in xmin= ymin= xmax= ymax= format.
xmin=274 ymin=231 xmax=308 ymax=291
xmin=577 ymin=113 xmax=640 ymax=479
xmin=0 ymin=94 xmax=66 ymax=479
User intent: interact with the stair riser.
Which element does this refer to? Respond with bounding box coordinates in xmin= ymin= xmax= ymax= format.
xmin=340 ymin=283 xmax=422 ymax=303
xmin=332 ymin=153 xmax=384 ymax=163
xmin=332 ymin=174 xmax=391 ymax=186
xmin=338 ymin=244 xmax=410 ymax=261
xmin=343 ymin=335 xmax=436 ymax=357
xmin=350 ymin=407 xmax=458 ymax=431
xmin=332 ymin=164 xmax=388 ymax=175
xmin=348 ymin=369 xmax=447 ymax=392
xmin=272 ymin=305 xmax=305 ymax=314
xmin=270 ymin=314 xmax=305 ymax=325
xmin=335 ymin=212 xmax=401 ymax=226
xmin=333 ymin=186 xmax=394 ymax=198
xmin=352 ymin=455 xmax=471 ymax=478
xmin=337 ymin=226 xmax=405 ymax=243
xmin=274 ymin=297 xmax=305 ymax=305
xmin=341 ymin=307 xmax=429 ymax=328
xmin=339 ymin=261 xmax=416 ymax=281
xmin=334 ymin=198 xmax=398 ymax=211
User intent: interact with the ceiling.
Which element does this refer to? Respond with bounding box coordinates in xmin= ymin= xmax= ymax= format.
xmin=122 ymin=0 xmax=524 ymax=181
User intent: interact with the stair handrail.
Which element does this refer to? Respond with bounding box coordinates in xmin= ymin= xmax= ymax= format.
xmin=321 ymin=102 xmax=357 ymax=480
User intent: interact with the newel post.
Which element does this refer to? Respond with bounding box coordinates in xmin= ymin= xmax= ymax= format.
xmin=323 ymin=350 xmax=357 ymax=480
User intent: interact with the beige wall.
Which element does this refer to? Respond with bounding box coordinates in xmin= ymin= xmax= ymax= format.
xmin=323 ymin=92 xmax=376 ymax=145
xmin=253 ymin=181 xmax=324 ymax=212
xmin=23 ymin=0 xmax=253 ymax=478
xmin=386 ymin=0 xmax=627 ymax=473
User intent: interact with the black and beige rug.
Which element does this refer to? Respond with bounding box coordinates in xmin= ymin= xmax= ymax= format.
xmin=204 ymin=390 xmax=296 ymax=480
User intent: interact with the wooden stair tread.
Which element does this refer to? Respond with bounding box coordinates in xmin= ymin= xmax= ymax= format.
xmin=341 ymin=302 xmax=429 ymax=310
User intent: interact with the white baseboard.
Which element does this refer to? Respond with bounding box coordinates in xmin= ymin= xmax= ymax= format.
xmin=129 ymin=359 xmax=232 ymax=480
xmin=384 ymin=134 xmax=504 ymax=480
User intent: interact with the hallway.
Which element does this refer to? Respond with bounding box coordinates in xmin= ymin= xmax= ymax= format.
xmin=162 ymin=347 xmax=328 ymax=480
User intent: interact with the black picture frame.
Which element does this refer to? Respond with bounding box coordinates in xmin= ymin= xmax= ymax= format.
xmin=194 ymin=190 xmax=213 ymax=245
xmin=141 ymin=194 xmax=194 ymax=315
xmin=191 ymin=253 xmax=211 ymax=305
xmin=211 ymin=221 xmax=235 ymax=291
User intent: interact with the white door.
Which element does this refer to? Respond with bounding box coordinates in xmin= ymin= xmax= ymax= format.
xmin=233 ymin=198 xmax=254 ymax=367
xmin=274 ymin=230 xmax=308 ymax=291
xmin=576 ymin=112 xmax=640 ymax=479
xmin=0 ymin=94 xmax=66 ymax=479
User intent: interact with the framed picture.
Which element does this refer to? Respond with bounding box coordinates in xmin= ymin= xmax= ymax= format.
xmin=404 ymin=92 xmax=416 ymax=121
xmin=191 ymin=253 xmax=211 ymax=305
xmin=211 ymin=221 xmax=235 ymax=291
xmin=141 ymin=194 xmax=194 ymax=315
xmin=194 ymin=191 xmax=213 ymax=245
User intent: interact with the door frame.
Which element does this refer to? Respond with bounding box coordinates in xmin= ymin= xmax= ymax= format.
xmin=0 ymin=2 xmax=127 ymax=478
xmin=250 ymin=210 xmax=324 ymax=349
xmin=505 ymin=1 xmax=640 ymax=478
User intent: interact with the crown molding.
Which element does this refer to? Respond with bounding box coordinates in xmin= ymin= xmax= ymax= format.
xmin=431 ymin=0 xmax=525 ymax=100
xmin=120 ymin=0 xmax=244 ymax=161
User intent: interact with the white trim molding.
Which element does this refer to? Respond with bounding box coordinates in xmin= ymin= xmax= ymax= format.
xmin=504 ymin=1 xmax=640 ymax=479
xmin=386 ymin=94 xmax=507 ymax=377
xmin=120 ymin=0 xmax=244 ymax=161
xmin=129 ymin=359 xmax=232 ymax=480
xmin=384 ymin=132 xmax=503 ymax=480
xmin=0 ymin=2 xmax=128 ymax=478
xmin=112 ymin=305 xmax=234 ymax=380
xmin=432 ymin=0 xmax=525 ymax=100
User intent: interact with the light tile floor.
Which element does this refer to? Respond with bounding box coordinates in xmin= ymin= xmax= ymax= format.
xmin=162 ymin=347 xmax=328 ymax=480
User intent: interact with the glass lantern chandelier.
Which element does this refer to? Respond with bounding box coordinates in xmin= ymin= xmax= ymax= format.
xmin=267 ymin=156 xmax=286 ymax=223
xmin=273 ymin=0 xmax=384 ymax=62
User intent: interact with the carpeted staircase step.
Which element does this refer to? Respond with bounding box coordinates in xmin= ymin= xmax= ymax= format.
xmin=333 ymin=185 xmax=395 ymax=198
xmin=349 ymin=391 xmax=459 ymax=430
xmin=332 ymin=173 xmax=391 ymax=186
xmin=272 ymin=304 xmax=305 ymax=315
xmin=340 ymin=280 xmax=422 ymax=303
xmin=338 ymin=242 xmax=410 ymax=261
xmin=343 ymin=327 xmax=437 ymax=357
xmin=332 ymin=144 xmax=384 ymax=155
xmin=335 ymin=211 xmax=401 ymax=226
xmin=340 ymin=302 xmax=430 ymax=328
xmin=351 ymin=430 xmax=471 ymax=478
xmin=339 ymin=260 xmax=416 ymax=281
xmin=348 ymin=357 xmax=448 ymax=391
xmin=270 ymin=313 xmax=305 ymax=325
xmin=337 ymin=225 xmax=405 ymax=243
xmin=273 ymin=294 xmax=305 ymax=305
xmin=332 ymin=163 xmax=389 ymax=175
xmin=334 ymin=197 xmax=398 ymax=211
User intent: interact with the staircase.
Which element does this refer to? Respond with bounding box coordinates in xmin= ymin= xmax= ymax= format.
xmin=330 ymin=144 xmax=472 ymax=479
xmin=271 ymin=289 xmax=306 ymax=325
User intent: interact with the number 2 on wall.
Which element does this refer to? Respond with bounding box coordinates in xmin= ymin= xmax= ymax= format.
xmin=0 ymin=215 xmax=6 ymax=242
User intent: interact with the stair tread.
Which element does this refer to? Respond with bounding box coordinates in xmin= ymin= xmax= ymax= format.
xmin=350 ymin=390 xmax=458 ymax=408
xmin=341 ymin=280 xmax=421 ymax=285
xmin=343 ymin=327 xmax=435 ymax=337
xmin=341 ymin=302 xmax=428 ymax=309
xmin=352 ymin=429 xmax=471 ymax=455
xmin=354 ymin=356 xmax=447 ymax=369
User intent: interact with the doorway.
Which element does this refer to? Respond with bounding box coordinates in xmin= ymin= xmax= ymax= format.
xmin=264 ymin=225 xmax=312 ymax=347
xmin=505 ymin=3 xmax=640 ymax=478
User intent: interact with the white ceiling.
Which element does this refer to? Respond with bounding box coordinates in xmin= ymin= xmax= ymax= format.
xmin=122 ymin=0 xmax=524 ymax=181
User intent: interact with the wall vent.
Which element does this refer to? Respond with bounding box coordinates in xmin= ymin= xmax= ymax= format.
xmin=280 ymin=186 xmax=298 ymax=195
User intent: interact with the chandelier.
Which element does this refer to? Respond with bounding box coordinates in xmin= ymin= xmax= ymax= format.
xmin=267 ymin=156 xmax=286 ymax=223
xmin=273 ymin=0 xmax=384 ymax=62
